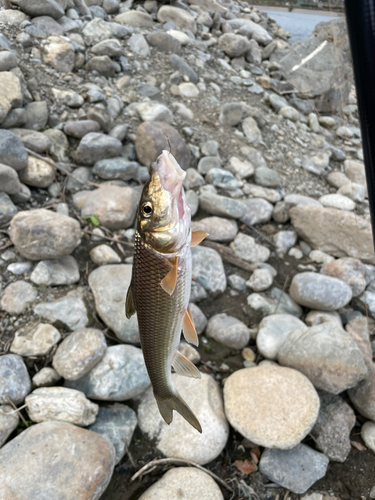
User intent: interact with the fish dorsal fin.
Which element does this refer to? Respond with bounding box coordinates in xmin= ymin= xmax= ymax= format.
xmin=191 ymin=230 xmax=208 ymax=247
xmin=125 ymin=285 xmax=136 ymax=319
xmin=172 ymin=350 xmax=201 ymax=379
xmin=182 ymin=307 xmax=199 ymax=346
xmin=160 ymin=257 xmax=179 ymax=296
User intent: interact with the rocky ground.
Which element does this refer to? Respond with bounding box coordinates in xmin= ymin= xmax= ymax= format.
xmin=0 ymin=0 xmax=374 ymax=499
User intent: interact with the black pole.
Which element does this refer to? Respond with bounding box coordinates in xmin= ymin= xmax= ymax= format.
xmin=344 ymin=0 xmax=375 ymax=249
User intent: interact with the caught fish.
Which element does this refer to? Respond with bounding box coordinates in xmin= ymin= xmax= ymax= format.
xmin=126 ymin=150 xmax=207 ymax=433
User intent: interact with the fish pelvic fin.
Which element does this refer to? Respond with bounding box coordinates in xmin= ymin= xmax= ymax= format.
xmin=155 ymin=391 xmax=202 ymax=433
xmin=172 ymin=350 xmax=201 ymax=379
xmin=191 ymin=230 xmax=208 ymax=247
xmin=160 ymin=257 xmax=179 ymax=296
xmin=125 ymin=285 xmax=136 ymax=319
xmin=182 ymin=306 xmax=199 ymax=346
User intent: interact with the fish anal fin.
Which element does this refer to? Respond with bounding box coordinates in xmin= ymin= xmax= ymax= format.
xmin=191 ymin=230 xmax=208 ymax=247
xmin=182 ymin=308 xmax=199 ymax=346
xmin=155 ymin=392 xmax=202 ymax=433
xmin=172 ymin=350 xmax=201 ymax=379
xmin=125 ymin=285 xmax=136 ymax=319
xmin=160 ymin=257 xmax=179 ymax=296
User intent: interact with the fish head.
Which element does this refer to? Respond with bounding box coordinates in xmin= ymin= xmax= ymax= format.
xmin=137 ymin=150 xmax=191 ymax=253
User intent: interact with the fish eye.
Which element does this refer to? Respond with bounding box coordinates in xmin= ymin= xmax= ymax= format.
xmin=141 ymin=202 xmax=153 ymax=217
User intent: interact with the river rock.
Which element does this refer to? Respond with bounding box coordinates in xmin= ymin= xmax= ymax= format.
xmin=11 ymin=128 xmax=51 ymax=154
xmin=246 ymin=267 xmax=273 ymax=292
xmin=93 ymin=158 xmax=138 ymax=181
xmin=147 ymin=32 xmax=181 ymax=53
xmin=9 ymin=209 xmax=82 ymax=261
xmin=0 ymin=72 xmax=23 ymax=124
xmin=191 ymin=246 xmax=226 ymax=295
xmin=242 ymin=116 xmax=262 ymax=144
xmin=66 ymin=345 xmax=150 ymax=401
xmin=344 ymin=159 xmax=366 ymax=187
xmin=278 ymin=323 xmax=368 ymax=394
xmin=170 ymin=54 xmax=198 ymax=83
xmin=259 ymin=444 xmax=329 ymax=494
xmin=157 ymin=6 xmax=196 ymax=34
xmin=30 ymin=255 xmax=79 ymax=286
xmin=0 ymin=354 xmax=31 ymax=405
xmin=319 ymin=193 xmax=355 ymax=211
xmin=191 ymin=217 xmax=237 ymax=243
xmin=199 ymin=192 xmax=246 ymax=219
xmin=26 ymin=387 xmax=98 ymax=426
xmin=0 ymin=163 xmax=22 ymax=195
xmin=138 ymin=467 xmax=224 ymax=500
xmin=0 ymin=192 xmax=17 ymax=224
xmin=0 ymin=405 xmax=19 ymax=448
xmin=189 ymin=303 xmax=207 ymax=334
xmin=256 ymin=314 xmax=307 ymax=360
xmin=218 ymin=33 xmax=250 ymax=58
xmin=224 ymin=365 xmax=319 ymax=449
xmin=240 ymin=198 xmax=273 ymax=226
xmin=89 ymin=264 xmax=139 ymax=343
xmin=136 ymin=101 xmax=172 ymax=122
xmin=82 ymin=18 xmax=132 ymax=40
xmin=206 ymin=314 xmax=250 ymax=349
xmin=64 ymin=120 xmax=101 ymax=138
xmin=115 ymin=10 xmax=153 ymax=28
xmin=228 ymin=156 xmax=254 ymax=178
xmin=361 ymin=421 xmax=375 ymax=453
xmin=90 ymin=245 xmax=121 ymax=265
xmin=289 ymin=272 xmax=352 ymax=310
xmin=305 ymin=310 xmax=342 ymax=327
xmin=0 ymin=421 xmax=115 ymax=499
xmin=0 ymin=130 xmax=28 ymax=170
xmin=321 ymin=257 xmax=366 ymax=297
xmin=228 ymin=18 xmax=273 ymax=45
xmin=138 ymin=373 xmax=228 ymax=465
xmin=53 ymin=328 xmax=107 ymax=381
xmin=230 ymin=233 xmax=270 ymax=263
xmin=10 ymin=323 xmax=61 ymax=357
xmin=43 ymin=36 xmax=75 ymax=72
xmin=0 ymin=280 xmax=37 ymax=315
xmin=88 ymin=404 xmax=137 ymax=464
xmin=74 ymin=133 xmax=122 ymax=165
xmin=32 ymin=367 xmax=61 ymax=388
xmin=34 ymin=290 xmax=88 ymax=331
xmin=18 ymin=0 xmax=64 ymax=19
xmin=247 ymin=287 xmax=303 ymax=320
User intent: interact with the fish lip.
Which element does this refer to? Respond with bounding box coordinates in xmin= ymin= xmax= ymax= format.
xmin=157 ymin=150 xmax=186 ymax=184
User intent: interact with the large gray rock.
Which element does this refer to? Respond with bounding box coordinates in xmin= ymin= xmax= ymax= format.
xmin=115 ymin=10 xmax=153 ymax=28
xmin=191 ymin=217 xmax=237 ymax=243
xmin=192 ymin=246 xmax=226 ymax=295
xmin=66 ymin=345 xmax=150 ymax=401
xmin=43 ymin=36 xmax=75 ymax=72
xmin=278 ymin=323 xmax=368 ymax=394
xmin=0 ymin=355 xmax=31 ymax=405
xmin=259 ymin=444 xmax=329 ymax=494
xmin=227 ymin=18 xmax=273 ymax=45
xmin=82 ymin=18 xmax=132 ymax=41
xmin=0 ymin=130 xmax=28 ymax=170
xmin=74 ymin=133 xmax=122 ymax=165
xmin=0 ymin=405 xmax=19 ymax=448
xmin=18 ymin=0 xmax=64 ymax=19
xmin=289 ymin=272 xmax=352 ymax=311
xmin=30 ymin=256 xmax=79 ymax=286
xmin=138 ymin=373 xmax=228 ymax=465
xmin=218 ymin=33 xmax=250 ymax=58
xmin=89 ymin=265 xmax=139 ymax=343
xmin=199 ymin=192 xmax=246 ymax=219
xmin=157 ymin=6 xmax=196 ymax=34
xmin=9 ymin=209 xmax=82 ymax=261
xmin=10 ymin=323 xmax=61 ymax=357
xmin=0 ymin=421 xmax=115 ymax=499
xmin=34 ymin=290 xmax=88 ymax=331
xmin=206 ymin=314 xmax=250 ymax=349
xmin=224 ymin=366 xmax=320 ymax=449
xmin=88 ymin=404 xmax=137 ymax=465
xmin=0 ymin=280 xmax=37 ymax=315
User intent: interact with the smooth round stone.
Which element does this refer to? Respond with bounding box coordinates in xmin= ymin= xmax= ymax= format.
xmin=32 ymin=367 xmax=62 ymax=388
xmin=198 ymin=156 xmax=222 ymax=175
xmin=228 ymin=156 xmax=254 ymax=178
xmin=53 ymin=328 xmax=107 ymax=381
xmin=246 ymin=268 xmax=273 ymax=292
xmin=191 ymin=217 xmax=237 ymax=243
xmin=30 ymin=256 xmax=80 ymax=286
xmin=178 ymin=82 xmax=199 ymax=98
xmin=93 ymin=158 xmax=139 ymax=181
xmin=309 ymin=250 xmax=335 ymax=265
xmin=319 ymin=194 xmax=355 ymax=211
xmin=138 ymin=373 xmax=229 ymax=465
xmin=0 ymin=280 xmax=37 ymax=315
xmin=0 ymin=192 xmax=17 ymax=225
xmin=34 ymin=291 xmax=88 ymax=332
xmin=64 ymin=120 xmax=101 ymax=139
xmin=0 ymin=405 xmax=19 ymax=448
xmin=256 ymin=314 xmax=307 ymax=360
xmin=139 ymin=467 xmax=224 ymax=500
xmin=0 ymin=421 xmax=115 ymax=499
xmin=230 ymin=233 xmax=270 ymax=263
xmin=10 ymin=323 xmax=61 ymax=357
xmin=74 ymin=133 xmax=122 ymax=165
xmin=192 ymin=246 xmax=226 ymax=295
xmin=338 ymin=182 xmax=366 ymax=203
xmin=274 ymin=230 xmax=297 ymax=254
xmin=240 ymin=198 xmax=273 ymax=226
xmin=321 ymin=257 xmax=366 ymax=297
xmin=305 ymin=310 xmax=342 ymax=327
xmin=254 ymin=166 xmax=280 ymax=188
xmin=0 ymin=354 xmax=31 ymax=405
xmin=279 ymin=106 xmax=299 ymax=121
xmin=65 ymin=345 xmax=150 ymax=401
xmin=206 ymin=313 xmax=250 ymax=349
xmin=199 ymin=192 xmax=246 ymax=219
xmin=228 ymin=274 xmax=247 ymax=291
xmin=189 ymin=303 xmax=207 ymax=335
xmin=284 ymin=194 xmax=322 ymax=207
xmin=19 ymin=156 xmax=55 ymax=188
xmin=224 ymin=366 xmax=320 ymax=449
xmin=361 ymin=421 xmax=375 ymax=452
xmin=7 ymin=262 xmax=32 ymax=275
xmin=90 ymin=244 xmax=121 ymax=265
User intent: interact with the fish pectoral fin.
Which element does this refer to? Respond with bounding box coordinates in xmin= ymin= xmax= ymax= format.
xmin=182 ymin=306 xmax=199 ymax=346
xmin=125 ymin=285 xmax=136 ymax=319
xmin=160 ymin=257 xmax=179 ymax=296
xmin=172 ymin=350 xmax=201 ymax=379
xmin=155 ymin=392 xmax=202 ymax=433
xmin=191 ymin=230 xmax=208 ymax=247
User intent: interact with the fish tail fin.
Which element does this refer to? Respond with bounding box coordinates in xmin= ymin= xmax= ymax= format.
xmin=155 ymin=392 xmax=202 ymax=433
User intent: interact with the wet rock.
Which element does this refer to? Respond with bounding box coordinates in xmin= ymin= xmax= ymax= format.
xmin=10 ymin=209 xmax=82 ymax=261
xmin=138 ymin=373 xmax=228 ymax=465
xmin=224 ymin=366 xmax=319 ymax=449
xmin=0 ymin=405 xmax=19 ymax=448
xmin=321 ymin=257 xmax=366 ymax=297
xmin=90 ymin=245 xmax=121 ymax=265
xmin=135 ymin=121 xmax=190 ymax=170
xmin=157 ymin=6 xmax=196 ymax=34
xmin=88 ymin=404 xmax=137 ymax=465
xmin=26 ymin=387 xmax=98 ymax=426
xmin=0 ymin=421 xmax=115 ymax=499
xmin=43 ymin=36 xmax=75 ymax=72
xmin=278 ymin=323 xmax=368 ymax=394
xmin=0 ymin=130 xmax=28 ymax=171
xmin=0 ymin=354 xmax=31 ymax=405
xmin=66 ymin=345 xmax=150 ymax=401
xmin=32 ymin=367 xmax=61 ymax=388
xmin=192 ymin=246 xmax=226 ymax=295
xmin=139 ymin=467 xmax=224 ymax=500
xmin=34 ymin=290 xmax=88 ymax=331
xmin=10 ymin=323 xmax=61 ymax=357
xmin=311 ymin=392 xmax=355 ymax=462
xmin=170 ymin=54 xmax=198 ymax=83
xmin=206 ymin=313 xmax=250 ymax=349
xmin=64 ymin=120 xmax=101 ymax=138
xmin=74 ymin=132 xmax=122 ymax=165
xmin=231 ymin=233 xmax=270 ymax=263
xmin=199 ymin=192 xmax=246 ymax=219
xmin=115 ymin=10 xmax=153 ymax=28
xmin=30 ymin=256 xmax=79 ymax=286
xmin=289 ymin=272 xmax=352 ymax=311
xmin=53 ymin=328 xmax=107 ymax=381
xmin=0 ymin=192 xmax=17 ymax=225
xmin=0 ymin=280 xmax=37 ymax=315
xmin=191 ymin=217 xmax=237 ymax=243
xmin=256 ymin=314 xmax=307 ymax=360
xmin=259 ymin=444 xmax=329 ymax=494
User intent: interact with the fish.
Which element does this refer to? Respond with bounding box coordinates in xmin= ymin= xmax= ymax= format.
xmin=125 ymin=150 xmax=207 ymax=433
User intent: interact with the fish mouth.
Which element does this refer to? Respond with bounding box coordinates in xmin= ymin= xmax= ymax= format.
xmin=155 ymin=150 xmax=186 ymax=195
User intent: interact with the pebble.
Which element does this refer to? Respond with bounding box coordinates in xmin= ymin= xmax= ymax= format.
xmin=0 ymin=421 xmax=115 ymax=499
xmin=361 ymin=421 xmax=375 ymax=453
xmin=178 ymin=82 xmax=199 ymax=98
xmin=228 ymin=274 xmax=247 ymax=291
xmin=242 ymin=116 xmax=262 ymax=144
xmin=254 ymin=166 xmax=280 ymax=187
xmin=53 ymin=328 xmax=107 ymax=381
xmin=0 ymin=280 xmax=37 ymax=315
xmin=230 ymin=233 xmax=270 ymax=263
xmin=147 ymin=32 xmax=181 ymax=54
xmin=66 ymin=345 xmax=150 ymax=401
xmin=115 ymin=10 xmax=153 ymax=28
xmin=303 ymin=151 xmax=330 ymax=176
xmin=197 ymin=156 xmax=222 ymax=175
xmin=192 ymin=246 xmax=226 ymax=295
xmin=246 ymin=268 xmax=273 ymax=292
xmin=0 ymin=130 xmax=28 ymax=171
xmin=74 ymin=132 xmax=122 ymax=165
xmin=89 ymin=264 xmax=139 ymax=343
xmin=319 ymin=193 xmax=355 ymax=211
xmin=227 ymin=156 xmax=254 ymax=178
xmin=30 ymin=256 xmax=80 ymax=286
xmin=139 ymin=467 xmax=224 ymax=500
xmin=88 ymin=404 xmax=137 ymax=465
xmin=34 ymin=290 xmax=88 ymax=332
xmin=0 ymin=354 xmax=31 ymax=405
xmin=137 ymin=102 xmax=173 ymax=123
xmin=138 ymin=373 xmax=228 ymax=465
xmin=278 ymin=322 xmax=368 ymax=394
xmin=64 ymin=120 xmax=101 ymax=139
xmin=321 ymin=257 xmax=366 ymax=297
xmin=90 ymin=245 xmax=121 ymax=265
xmin=338 ymin=182 xmax=366 ymax=202
xmin=0 ymin=405 xmax=19 ymax=448
xmin=309 ymin=250 xmax=335 ymax=265
xmin=218 ymin=33 xmax=250 ymax=58
xmin=32 ymin=367 xmax=61 ymax=388
xmin=259 ymin=444 xmax=329 ymax=494
xmin=93 ymin=158 xmax=138 ymax=181
xmin=247 ymin=288 xmax=302 ymax=320
xmin=10 ymin=323 xmax=61 ymax=357
xmin=224 ymin=366 xmax=320 ymax=449
xmin=206 ymin=313 xmax=250 ymax=349
xmin=240 ymin=198 xmax=273 ymax=226
xmin=274 ymin=230 xmax=297 ymax=254
xmin=191 ymin=217 xmax=237 ymax=243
